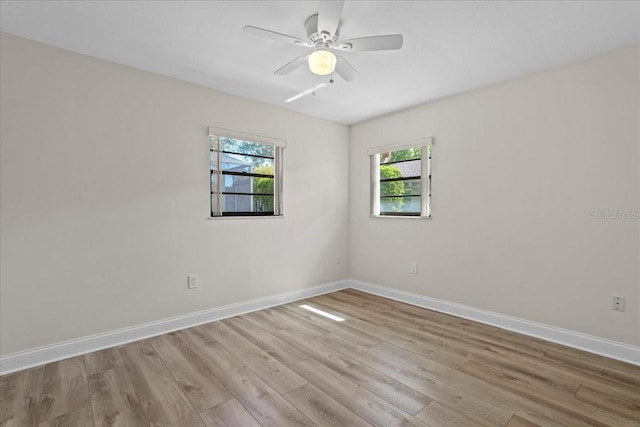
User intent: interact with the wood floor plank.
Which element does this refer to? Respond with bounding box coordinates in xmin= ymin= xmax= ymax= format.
xmin=296 ymin=300 xmax=353 ymax=321
xmin=506 ymin=414 xmax=541 ymax=427
xmin=306 ymin=299 xmax=390 ymax=335
xmin=383 ymin=318 xmax=545 ymax=365
xmin=308 ymin=295 xmax=390 ymax=326
xmin=574 ymin=385 xmax=640 ymax=422
xmin=289 ymin=357 xmax=428 ymax=427
xmin=335 ymin=291 xmax=523 ymax=349
xmin=460 ymin=359 xmax=633 ymax=426
xmin=175 ymin=327 xmax=242 ymax=370
xmin=242 ymin=310 xmax=288 ymax=333
xmin=460 ymin=348 xmax=580 ymax=396
xmin=149 ymin=332 xmax=233 ymax=412
xmin=223 ymin=316 xmax=307 ymax=366
xmin=367 ymin=309 xmax=623 ymax=406
xmin=262 ymin=307 xmax=331 ymax=337
xmin=244 ymin=308 xmax=328 ymax=338
xmin=322 ymin=291 xmax=511 ymax=363
xmin=177 ymin=327 xmax=315 ymax=427
xmin=463 ymin=340 xmax=640 ymax=406
xmin=0 ymin=367 xmax=44 ymax=427
xmin=340 ymin=289 xmax=492 ymax=328
xmin=200 ymin=321 xmax=308 ymax=395
xmin=339 ymin=289 xmax=501 ymax=335
xmin=118 ymin=340 xmax=204 ymax=426
xmin=414 ymin=401 xmax=486 ymax=427
xmin=318 ymin=332 xmax=512 ymax=426
xmin=544 ymin=350 xmax=640 ymax=390
xmin=38 ymin=356 xmax=90 ymax=423
xmin=277 ymin=304 xmax=382 ymax=348
xmin=84 ymin=348 xmax=124 ymax=376
xmin=494 ymin=328 xmax=588 ymax=357
xmin=497 ymin=327 xmax=640 ymax=378
xmin=335 ymin=289 xmax=397 ymax=307
xmin=198 ymin=398 xmax=261 ymax=427
xmin=38 ymin=406 xmax=93 ymax=427
xmin=419 ymin=338 xmax=581 ymax=402
xmin=284 ymin=383 xmax=373 ymax=427
xmin=415 ymin=321 xmax=545 ymax=359
xmin=368 ymin=341 xmax=593 ymax=427
xmin=88 ymin=366 xmax=148 ymax=427
xmin=273 ymin=327 xmax=430 ymax=415
xmin=309 ymin=298 xmax=469 ymax=369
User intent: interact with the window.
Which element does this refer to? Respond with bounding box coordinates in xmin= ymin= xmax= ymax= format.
xmin=369 ymin=138 xmax=433 ymax=218
xmin=209 ymin=127 xmax=284 ymax=217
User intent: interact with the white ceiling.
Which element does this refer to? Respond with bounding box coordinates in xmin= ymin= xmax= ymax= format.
xmin=1 ymin=1 xmax=639 ymax=124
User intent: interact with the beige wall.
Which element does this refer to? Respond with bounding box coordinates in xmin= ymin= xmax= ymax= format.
xmin=349 ymin=45 xmax=640 ymax=346
xmin=2 ymin=32 xmax=638 ymax=357
xmin=0 ymin=33 xmax=350 ymax=355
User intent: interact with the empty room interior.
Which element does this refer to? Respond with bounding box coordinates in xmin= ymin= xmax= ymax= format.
xmin=1 ymin=1 xmax=639 ymax=426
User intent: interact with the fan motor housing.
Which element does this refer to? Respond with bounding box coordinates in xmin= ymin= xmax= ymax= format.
xmin=305 ymin=14 xmax=339 ymax=44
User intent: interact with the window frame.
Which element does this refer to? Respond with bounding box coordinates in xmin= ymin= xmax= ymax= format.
xmin=209 ymin=127 xmax=285 ymax=218
xmin=369 ymin=138 xmax=433 ymax=219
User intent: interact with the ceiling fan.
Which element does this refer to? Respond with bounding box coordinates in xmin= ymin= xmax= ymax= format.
xmin=244 ymin=0 xmax=404 ymax=82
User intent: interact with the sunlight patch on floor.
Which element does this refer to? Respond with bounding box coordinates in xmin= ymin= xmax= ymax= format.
xmin=300 ymin=304 xmax=345 ymax=322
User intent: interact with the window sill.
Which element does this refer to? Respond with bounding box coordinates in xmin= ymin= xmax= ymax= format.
xmin=207 ymin=215 xmax=285 ymax=220
xmin=370 ymin=215 xmax=432 ymax=220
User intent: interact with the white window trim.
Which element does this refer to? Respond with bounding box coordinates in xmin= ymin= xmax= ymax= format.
xmin=366 ymin=137 xmax=432 ymax=156
xmin=208 ymin=126 xmax=286 ymax=148
xmin=369 ymin=137 xmax=433 ymax=219
xmin=209 ymin=126 xmax=285 ymax=218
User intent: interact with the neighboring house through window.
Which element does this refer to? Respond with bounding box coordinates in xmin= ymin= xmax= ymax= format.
xmin=369 ymin=138 xmax=433 ymax=218
xmin=209 ymin=127 xmax=284 ymax=217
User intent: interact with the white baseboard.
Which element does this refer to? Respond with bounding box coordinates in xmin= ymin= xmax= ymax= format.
xmin=0 ymin=280 xmax=349 ymax=375
xmin=350 ymin=279 xmax=640 ymax=366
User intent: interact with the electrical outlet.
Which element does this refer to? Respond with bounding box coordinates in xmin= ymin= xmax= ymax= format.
xmin=188 ymin=274 xmax=198 ymax=289
xmin=410 ymin=262 xmax=418 ymax=274
xmin=336 ymin=255 xmax=341 ymax=264
xmin=612 ymin=296 xmax=625 ymax=312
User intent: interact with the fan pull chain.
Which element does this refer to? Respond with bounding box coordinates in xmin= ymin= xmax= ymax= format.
xmin=330 ymin=53 xmax=335 ymax=84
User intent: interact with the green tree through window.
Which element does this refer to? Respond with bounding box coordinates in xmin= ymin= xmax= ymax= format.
xmin=380 ymin=165 xmax=405 ymax=211
xmin=253 ymin=165 xmax=274 ymax=212
xmin=386 ymin=147 xmax=421 ymax=162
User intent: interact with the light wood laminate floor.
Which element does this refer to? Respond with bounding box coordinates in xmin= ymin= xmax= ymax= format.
xmin=2 ymin=289 xmax=639 ymax=426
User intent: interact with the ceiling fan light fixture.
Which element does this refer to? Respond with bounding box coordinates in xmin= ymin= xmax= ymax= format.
xmin=308 ymin=49 xmax=336 ymax=75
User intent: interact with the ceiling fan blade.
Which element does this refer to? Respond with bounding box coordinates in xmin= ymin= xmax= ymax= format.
xmin=244 ymin=25 xmax=308 ymax=46
xmin=335 ymin=56 xmax=359 ymax=82
xmin=275 ymin=55 xmax=308 ymax=75
xmin=317 ymin=0 xmax=345 ymax=37
xmin=340 ymin=34 xmax=403 ymax=51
